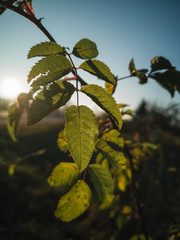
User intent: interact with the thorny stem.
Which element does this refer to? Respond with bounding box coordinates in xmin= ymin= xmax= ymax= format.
xmin=23 ymin=0 xmax=34 ymax=16
xmin=0 ymin=0 xmax=87 ymax=86
xmin=124 ymin=144 xmax=149 ymax=240
xmin=0 ymin=1 xmax=56 ymax=42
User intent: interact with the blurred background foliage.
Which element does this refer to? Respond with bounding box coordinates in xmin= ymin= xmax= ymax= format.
xmin=0 ymin=98 xmax=180 ymax=240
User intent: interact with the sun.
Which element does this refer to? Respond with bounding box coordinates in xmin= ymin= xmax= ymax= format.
xmin=1 ymin=78 xmax=23 ymax=99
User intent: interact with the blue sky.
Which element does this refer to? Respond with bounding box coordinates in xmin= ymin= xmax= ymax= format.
xmin=0 ymin=0 xmax=180 ymax=112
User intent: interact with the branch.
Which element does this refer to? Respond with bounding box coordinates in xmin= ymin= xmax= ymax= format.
xmin=0 ymin=0 xmax=87 ymax=86
xmin=117 ymin=75 xmax=131 ymax=81
xmin=0 ymin=0 xmax=55 ymax=42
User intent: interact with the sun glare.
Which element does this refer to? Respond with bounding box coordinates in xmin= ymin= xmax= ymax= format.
xmin=1 ymin=78 xmax=23 ymax=99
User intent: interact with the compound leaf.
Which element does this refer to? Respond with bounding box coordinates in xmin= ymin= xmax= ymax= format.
xmin=28 ymin=80 xmax=75 ymax=125
xmin=65 ymin=105 xmax=98 ymax=171
xmin=150 ymin=56 xmax=175 ymax=73
xmin=28 ymin=41 xmax=65 ymax=58
xmin=28 ymin=55 xmax=72 ymax=86
xmin=88 ymin=163 xmax=114 ymax=203
xmin=81 ymin=84 xmax=122 ymax=129
xmin=96 ymin=139 xmax=127 ymax=169
xmin=79 ymin=60 xmax=115 ymax=84
xmin=72 ymin=38 xmax=98 ymax=59
xmin=55 ymin=180 xmax=92 ymax=222
xmin=47 ymin=162 xmax=80 ymax=188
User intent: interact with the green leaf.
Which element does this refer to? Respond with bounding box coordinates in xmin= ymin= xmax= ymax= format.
xmin=79 ymin=60 xmax=115 ymax=84
xmin=7 ymin=103 xmax=22 ymax=142
xmin=102 ymin=129 xmax=124 ymax=149
xmin=57 ymin=129 xmax=69 ymax=153
xmin=55 ymin=180 xmax=92 ymax=222
xmin=128 ymin=59 xmax=148 ymax=84
xmin=95 ymin=152 xmax=107 ymax=164
xmin=129 ymin=234 xmax=152 ymax=240
xmin=121 ymin=109 xmax=134 ymax=116
xmin=96 ymin=139 xmax=127 ymax=169
xmin=47 ymin=162 xmax=80 ymax=188
xmin=65 ymin=105 xmax=98 ymax=172
xmin=7 ymin=93 xmax=31 ymax=141
xmin=136 ymin=70 xmax=148 ymax=84
xmin=27 ymin=41 xmax=65 ymax=58
xmin=81 ymin=84 xmax=122 ymax=129
xmin=116 ymin=215 xmax=125 ymax=230
xmin=28 ymin=80 xmax=75 ymax=125
xmin=128 ymin=58 xmax=136 ymax=76
xmin=28 ymin=55 xmax=72 ymax=86
xmin=150 ymin=70 xmax=180 ymax=97
xmin=118 ymin=103 xmax=129 ymax=108
xmin=72 ymin=38 xmax=98 ymax=59
xmin=105 ymin=79 xmax=117 ymax=95
xmin=150 ymin=56 xmax=175 ymax=73
xmin=88 ymin=163 xmax=114 ymax=203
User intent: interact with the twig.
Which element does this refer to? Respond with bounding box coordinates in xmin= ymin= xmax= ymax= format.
xmin=0 ymin=0 xmax=87 ymax=86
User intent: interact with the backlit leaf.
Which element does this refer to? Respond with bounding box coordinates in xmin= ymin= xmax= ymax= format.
xmin=102 ymin=129 xmax=124 ymax=149
xmin=96 ymin=139 xmax=127 ymax=169
xmin=81 ymin=84 xmax=122 ymax=129
xmin=118 ymin=103 xmax=129 ymax=108
xmin=7 ymin=93 xmax=31 ymax=141
xmin=57 ymin=129 xmax=69 ymax=153
xmin=72 ymin=38 xmax=98 ymax=59
xmin=128 ymin=59 xmax=148 ymax=84
xmin=150 ymin=56 xmax=175 ymax=73
xmin=105 ymin=80 xmax=117 ymax=95
xmin=7 ymin=103 xmax=21 ymax=141
xmin=65 ymin=105 xmax=98 ymax=171
xmin=79 ymin=60 xmax=115 ymax=84
xmin=55 ymin=180 xmax=92 ymax=222
xmin=95 ymin=152 xmax=107 ymax=164
xmin=28 ymin=41 xmax=65 ymax=58
xmin=88 ymin=163 xmax=114 ymax=203
xmin=136 ymin=70 xmax=148 ymax=84
xmin=47 ymin=162 xmax=80 ymax=188
xmin=128 ymin=58 xmax=136 ymax=76
xmin=28 ymin=80 xmax=75 ymax=125
xmin=151 ymin=70 xmax=180 ymax=97
xmin=121 ymin=205 xmax=132 ymax=215
xmin=8 ymin=164 xmax=16 ymax=176
xmin=118 ymin=174 xmax=128 ymax=192
xmin=28 ymin=55 xmax=72 ymax=86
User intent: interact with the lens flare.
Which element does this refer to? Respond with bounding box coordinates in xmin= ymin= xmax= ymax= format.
xmin=1 ymin=78 xmax=23 ymax=99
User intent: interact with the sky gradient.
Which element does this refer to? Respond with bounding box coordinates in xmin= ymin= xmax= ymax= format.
xmin=0 ymin=0 xmax=180 ymax=112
